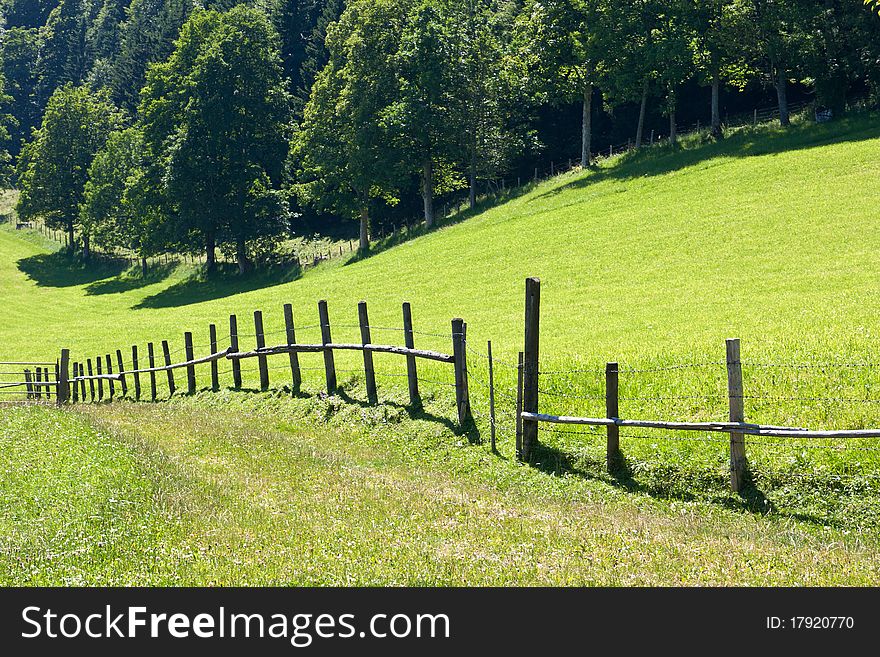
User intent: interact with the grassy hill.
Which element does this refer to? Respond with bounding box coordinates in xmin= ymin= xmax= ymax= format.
xmin=3 ymin=115 xmax=880 ymax=584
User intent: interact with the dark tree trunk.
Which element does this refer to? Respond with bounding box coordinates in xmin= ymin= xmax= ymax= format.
xmin=635 ymin=79 xmax=649 ymax=148
xmin=359 ymin=206 xmax=369 ymax=252
xmin=468 ymin=150 xmax=477 ymax=210
xmin=669 ymin=109 xmax=677 ymax=146
xmin=205 ymin=233 xmax=216 ymax=274
xmin=141 ymin=256 xmax=148 ymax=278
xmin=67 ymin=221 xmax=76 ymax=254
xmin=236 ymin=238 xmax=253 ymax=274
xmin=82 ymin=233 xmax=90 ymax=260
xmin=581 ymin=83 xmax=592 ymax=167
xmin=422 ymin=159 xmax=435 ymax=228
xmin=775 ymin=63 xmax=790 ymax=127
xmin=711 ymin=71 xmax=722 ymax=139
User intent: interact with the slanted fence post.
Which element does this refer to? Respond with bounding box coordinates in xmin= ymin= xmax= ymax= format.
xmin=229 ymin=315 xmax=242 ymax=389
xmin=318 ymin=300 xmax=337 ymax=393
xmin=254 ymin=311 xmax=269 ymax=391
xmin=147 ymin=342 xmax=157 ymax=402
xmin=488 ymin=340 xmax=496 ymax=454
xmin=78 ymin=364 xmax=86 ymax=401
xmin=71 ymin=362 xmax=79 ymax=403
xmin=87 ymin=359 xmax=95 ymax=402
xmin=116 ymin=349 xmax=128 ymax=398
xmin=24 ymin=369 xmax=33 ymax=399
xmin=162 ymin=340 xmax=175 ymax=396
xmin=358 ymin=301 xmax=378 ymax=404
xmin=58 ymin=349 xmax=69 ymax=405
xmin=35 ymin=368 xmax=42 ymax=400
xmin=131 ymin=346 xmax=141 ymax=400
xmin=522 ymin=277 xmax=541 ymax=461
xmin=726 ymin=338 xmax=746 ymax=492
xmin=184 ymin=332 xmax=196 ymax=395
xmin=452 ymin=318 xmax=471 ymax=426
xmin=209 ymin=324 xmax=219 ymax=391
xmin=402 ymin=302 xmax=419 ymax=406
xmin=105 ymin=354 xmax=115 ymax=399
xmin=96 ymin=357 xmax=104 ymax=400
xmin=606 ymin=362 xmax=620 ymax=471
xmin=516 ymin=352 xmax=524 ymax=459
xmin=283 ymin=304 xmax=301 ymax=394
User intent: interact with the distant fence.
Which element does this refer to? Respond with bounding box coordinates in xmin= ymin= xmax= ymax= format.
xmin=54 ymin=300 xmax=472 ymax=427
xmin=0 ymin=361 xmax=60 ymax=406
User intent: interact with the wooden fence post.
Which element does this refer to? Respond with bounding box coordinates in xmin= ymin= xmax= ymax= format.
xmin=87 ymin=359 xmax=95 ymax=402
xmin=402 ymin=302 xmax=419 ymax=406
xmin=78 ymin=363 xmax=86 ymax=401
xmin=488 ymin=340 xmax=496 ymax=453
xmin=229 ymin=315 xmax=242 ymax=389
xmin=516 ymin=352 xmax=524 ymax=459
xmin=58 ymin=350 xmax=69 ymax=405
xmin=116 ymin=349 xmax=128 ymax=397
xmin=254 ymin=311 xmax=269 ymax=391
xmin=162 ymin=340 xmax=175 ymax=396
xmin=35 ymin=367 xmax=42 ymax=400
xmin=184 ymin=332 xmax=196 ymax=395
xmin=358 ymin=301 xmax=378 ymax=404
xmin=606 ymin=362 xmax=620 ymax=471
xmin=147 ymin=342 xmax=157 ymax=401
xmin=71 ymin=362 xmax=79 ymax=403
xmin=24 ymin=369 xmax=32 ymax=399
xmin=105 ymin=354 xmax=115 ymax=399
xmin=318 ymin=300 xmax=336 ymax=392
xmin=209 ymin=324 xmax=219 ymax=391
xmin=726 ymin=338 xmax=746 ymax=492
xmin=451 ymin=318 xmax=471 ymax=426
xmin=131 ymin=346 xmax=141 ymax=400
xmin=283 ymin=304 xmax=301 ymax=394
xmin=522 ymin=277 xmax=541 ymax=461
xmin=96 ymin=357 xmax=104 ymax=400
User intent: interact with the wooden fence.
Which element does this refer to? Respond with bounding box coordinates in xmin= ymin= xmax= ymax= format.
xmin=0 ymin=361 xmax=62 ymax=405
xmin=513 ymin=277 xmax=880 ymax=492
xmin=58 ymin=300 xmax=472 ymax=427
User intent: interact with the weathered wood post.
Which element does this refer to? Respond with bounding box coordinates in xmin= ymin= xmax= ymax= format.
xmin=726 ymin=338 xmax=746 ymax=492
xmin=34 ymin=367 xmax=42 ymax=400
xmin=96 ymin=357 xmax=104 ymax=400
xmin=131 ymin=346 xmax=141 ymax=400
xmin=116 ymin=349 xmax=128 ymax=397
xmin=71 ymin=362 xmax=79 ymax=403
xmin=105 ymin=355 xmax=115 ymax=399
xmin=78 ymin=364 xmax=86 ymax=401
xmin=358 ymin=301 xmax=378 ymax=404
xmin=23 ymin=369 xmax=33 ymax=399
xmin=402 ymin=302 xmax=420 ymax=406
xmin=229 ymin=315 xmax=242 ymax=389
xmin=488 ymin=340 xmax=496 ymax=454
xmin=516 ymin=352 xmax=524 ymax=459
xmin=606 ymin=362 xmax=620 ymax=471
xmin=318 ymin=300 xmax=337 ymax=392
xmin=147 ymin=343 xmax=157 ymax=401
xmin=283 ymin=304 xmax=301 ymax=394
xmin=184 ymin=332 xmax=196 ymax=394
xmin=209 ymin=324 xmax=219 ymax=391
xmin=522 ymin=277 xmax=541 ymax=461
xmin=161 ymin=340 xmax=175 ymax=395
xmin=87 ymin=359 xmax=95 ymax=402
xmin=254 ymin=311 xmax=269 ymax=391
xmin=58 ymin=349 xmax=69 ymax=405
xmin=451 ymin=318 xmax=471 ymax=426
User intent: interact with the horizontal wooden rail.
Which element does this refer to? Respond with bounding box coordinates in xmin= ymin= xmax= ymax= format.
xmin=0 ymin=381 xmax=58 ymax=389
xmin=521 ymin=412 xmax=880 ymax=440
xmin=228 ymin=343 xmax=455 ymax=364
xmin=72 ymin=348 xmax=232 ymax=381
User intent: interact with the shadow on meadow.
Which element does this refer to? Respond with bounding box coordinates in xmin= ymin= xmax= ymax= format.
xmin=16 ymin=251 xmax=127 ymax=288
xmin=85 ymin=262 xmax=178 ymax=296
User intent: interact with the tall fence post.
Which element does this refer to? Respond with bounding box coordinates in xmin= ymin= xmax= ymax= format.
xmin=726 ymin=338 xmax=746 ymax=492
xmin=254 ymin=311 xmax=269 ymax=391
xmin=358 ymin=301 xmax=378 ymax=404
xmin=184 ymin=332 xmax=196 ymax=395
xmin=522 ymin=277 xmax=541 ymax=461
xmin=71 ymin=362 xmax=79 ymax=403
xmin=229 ymin=315 xmax=242 ymax=389
xmin=87 ymin=359 xmax=95 ymax=402
xmin=131 ymin=346 xmax=141 ymax=400
xmin=283 ymin=304 xmax=301 ymax=394
xmin=209 ymin=324 xmax=219 ymax=391
xmin=116 ymin=349 xmax=128 ymax=398
xmin=78 ymin=364 xmax=86 ymax=401
xmin=451 ymin=318 xmax=471 ymax=426
xmin=147 ymin=342 xmax=157 ymax=402
xmin=402 ymin=302 xmax=420 ymax=406
xmin=318 ymin=300 xmax=336 ymax=393
xmin=105 ymin=354 xmax=115 ymax=399
xmin=606 ymin=362 xmax=620 ymax=471
xmin=24 ymin=369 xmax=33 ymax=399
xmin=58 ymin=349 xmax=69 ymax=405
xmin=162 ymin=340 xmax=175 ymax=396
xmin=35 ymin=368 xmax=42 ymax=400
xmin=516 ymin=352 xmax=524 ymax=459
xmin=96 ymin=357 xmax=104 ymax=400
xmin=488 ymin=340 xmax=496 ymax=454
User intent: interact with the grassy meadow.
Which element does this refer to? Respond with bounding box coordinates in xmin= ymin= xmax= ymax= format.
xmin=2 ymin=115 xmax=880 ymax=584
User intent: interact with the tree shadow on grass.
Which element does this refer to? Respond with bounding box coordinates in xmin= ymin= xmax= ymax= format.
xmin=17 ymin=251 xmax=127 ymax=288
xmin=531 ymin=113 xmax=880 ymax=204
xmin=85 ymin=262 xmax=178 ymax=296
xmin=526 ymin=441 xmax=855 ymax=530
xmin=134 ymin=262 xmax=302 ymax=309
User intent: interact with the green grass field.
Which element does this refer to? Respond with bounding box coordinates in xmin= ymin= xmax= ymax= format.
xmin=2 ymin=115 xmax=880 ymax=584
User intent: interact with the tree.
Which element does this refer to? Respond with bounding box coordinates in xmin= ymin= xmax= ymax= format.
xmin=292 ymin=0 xmax=407 ymax=252
xmin=34 ymin=0 xmax=97 ymax=109
xmin=2 ymin=27 xmax=42 ymax=157
xmin=15 ymin=84 xmax=120 ymax=254
xmin=139 ymin=5 xmax=291 ymax=273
